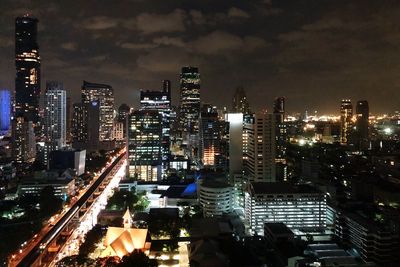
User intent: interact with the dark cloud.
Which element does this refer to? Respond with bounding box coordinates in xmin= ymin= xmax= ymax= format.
xmin=0 ymin=0 xmax=399 ymax=113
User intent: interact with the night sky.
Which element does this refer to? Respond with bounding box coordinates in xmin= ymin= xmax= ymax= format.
xmin=0 ymin=0 xmax=400 ymax=113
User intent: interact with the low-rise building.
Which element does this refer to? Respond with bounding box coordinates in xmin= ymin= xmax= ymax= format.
xmin=198 ymin=179 xmax=233 ymax=217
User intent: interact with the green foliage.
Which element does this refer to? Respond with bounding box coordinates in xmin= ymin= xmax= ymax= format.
xmin=106 ymin=189 xmax=149 ymax=212
xmin=79 ymin=224 xmax=104 ymax=257
xmin=118 ymin=250 xmax=158 ymax=267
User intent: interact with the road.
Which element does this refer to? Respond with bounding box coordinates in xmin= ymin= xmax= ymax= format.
xmin=9 ymin=150 xmax=126 ymax=267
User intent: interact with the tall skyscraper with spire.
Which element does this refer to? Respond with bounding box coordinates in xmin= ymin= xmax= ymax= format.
xmin=15 ymin=16 xmax=41 ymax=124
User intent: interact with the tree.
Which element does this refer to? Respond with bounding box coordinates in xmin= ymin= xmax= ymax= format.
xmin=79 ymin=224 xmax=104 ymax=257
xmin=118 ymin=250 xmax=157 ymax=267
xmin=39 ymin=186 xmax=62 ymax=217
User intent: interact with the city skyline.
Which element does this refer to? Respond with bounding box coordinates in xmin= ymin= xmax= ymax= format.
xmin=0 ymin=0 xmax=400 ymax=113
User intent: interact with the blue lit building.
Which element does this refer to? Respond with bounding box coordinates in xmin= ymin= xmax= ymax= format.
xmin=0 ymin=89 xmax=11 ymax=134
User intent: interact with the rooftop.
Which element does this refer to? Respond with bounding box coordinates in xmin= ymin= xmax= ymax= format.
xmin=249 ymin=182 xmax=321 ymax=195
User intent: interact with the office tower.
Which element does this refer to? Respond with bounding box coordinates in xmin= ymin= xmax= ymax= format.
xmin=273 ymin=97 xmax=287 ymax=181
xmin=66 ymin=96 xmax=72 ymax=143
xmin=112 ymin=121 xmax=124 ymax=141
xmin=128 ymin=110 xmax=162 ymax=181
xmin=0 ymin=89 xmax=11 ymax=134
xmin=244 ymin=112 xmax=276 ymax=182
xmin=44 ymin=81 xmax=67 ymax=148
xmin=199 ymin=105 xmax=226 ymax=169
xmin=12 ymin=116 xmax=36 ymax=164
xmin=245 ymin=182 xmax=326 ymax=235
xmin=15 ymin=16 xmax=41 ymax=124
xmin=225 ymin=113 xmax=244 ymax=179
xmin=179 ymin=66 xmax=200 ymax=134
xmin=72 ymin=103 xmax=85 ymax=142
xmin=340 ymin=99 xmax=353 ymax=144
xmin=355 ymin=100 xmax=369 ymax=150
xmin=81 ymin=80 xmax=114 ymax=141
xmin=232 ymin=87 xmax=250 ymax=114
xmin=140 ymin=87 xmax=171 ymax=176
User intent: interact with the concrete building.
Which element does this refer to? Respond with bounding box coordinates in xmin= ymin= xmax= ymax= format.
xmin=198 ymin=179 xmax=234 ymax=217
xmin=245 ymin=182 xmax=326 ymax=235
xmin=243 ymin=112 xmax=276 ymax=182
xmin=48 ymin=149 xmax=86 ymax=176
xmin=12 ymin=116 xmax=36 ymax=164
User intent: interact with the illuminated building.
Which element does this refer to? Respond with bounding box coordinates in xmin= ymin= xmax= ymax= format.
xmin=0 ymin=89 xmax=11 ymax=134
xmin=243 ymin=112 xmax=276 ymax=182
xmin=199 ymin=105 xmax=225 ymax=168
xmin=11 ymin=116 xmax=36 ymax=164
xmin=66 ymin=96 xmax=72 ymax=142
xmin=245 ymin=182 xmax=326 ymax=235
xmin=128 ymin=110 xmax=162 ymax=181
xmin=232 ymin=87 xmax=250 ymax=114
xmin=44 ymin=81 xmax=67 ymax=148
xmin=112 ymin=120 xmax=125 ymax=141
xmin=15 ymin=16 xmax=41 ymax=125
xmin=71 ymin=103 xmax=85 ymax=142
xmin=18 ymin=177 xmax=75 ymax=198
xmin=354 ymin=100 xmax=369 ymax=150
xmin=179 ymin=67 xmax=200 ymax=151
xmin=102 ymin=208 xmax=151 ymax=258
xmin=340 ymin=99 xmax=353 ymax=144
xmin=198 ymin=179 xmax=233 ymax=217
xmin=273 ymin=97 xmax=287 ymax=181
xmin=140 ymin=84 xmax=171 ymax=175
xmin=81 ymin=80 xmax=114 ymax=141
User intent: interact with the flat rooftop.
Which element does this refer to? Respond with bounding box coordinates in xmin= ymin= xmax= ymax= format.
xmin=250 ymin=182 xmax=321 ymax=195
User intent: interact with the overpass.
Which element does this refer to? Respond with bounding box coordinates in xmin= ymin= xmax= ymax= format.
xmin=13 ymin=150 xmax=127 ymax=267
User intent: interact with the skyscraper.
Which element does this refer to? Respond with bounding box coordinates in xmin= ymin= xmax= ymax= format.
xmin=340 ymin=99 xmax=353 ymax=144
xmin=199 ymin=105 xmax=223 ymax=168
xmin=81 ymin=81 xmax=114 ymax=141
xmin=128 ymin=110 xmax=162 ymax=181
xmin=139 ymin=86 xmax=171 ymax=177
xmin=232 ymin=87 xmax=250 ymax=114
xmin=0 ymin=90 xmax=11 ymax=134
xmin=179 ymin=67 xmax=200 ymax=134
xmin=72 ymin=103 xmax=85 ymax=142
xmin=273 ymin=97 xmax=287 ymax=181
xmin=12 ymin=116 xmax=36 ymax=164
xmin=117 ymin=103 xmax=131 ymax=139
xmin=244 ymin=112 xmax=276 ymax=182
xmin=44 ymin=81 xmax=67 ymax=148
xmin=355 ymin=100 xmax=369 ymax=150
xmin=15 ymin=16 xmax=41 ymax=124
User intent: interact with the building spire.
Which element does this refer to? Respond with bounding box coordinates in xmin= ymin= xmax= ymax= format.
xmin=123 ymin=207 xmax=132 ymax=229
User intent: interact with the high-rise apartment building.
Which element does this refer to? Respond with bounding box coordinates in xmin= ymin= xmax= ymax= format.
xmin=81 ymin=81 xmax=114 ymax=141
xmin=273 ymin=97 xmax=287 ymax=181
xmin=44 ymin=81 xmax=66 ymax=148
xmin=244 ymin=112 xmax=276 ymax=182
xmin=232 ymin=87 xmax=250 ymax=114
xmin=12 ymin=116 xmax=36 ymax=164
xmin=128 ymin=110 xmax=162 ymax=181
xmin=340 ymin=99 xmax=353 ymax=144
xmin=72 ymin=103 xmax=85 ymax=142
xmin=15 ymin=16 xmax=41 ymax=124
xmin=179 ymin=66 xmax=200 ymax=134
